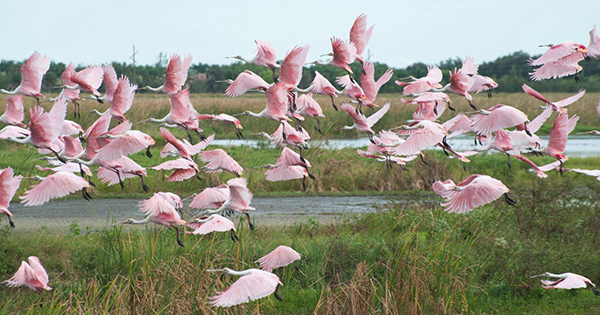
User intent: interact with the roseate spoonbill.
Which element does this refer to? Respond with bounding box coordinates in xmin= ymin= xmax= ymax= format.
xmin=263 ymin=165 xmax=311 ymax=191
xmin=522 ymin=84 xmax=585 ymax=112
xmin=0 ymin=52 xmax=51 ymax=105
xmin=468 ymin=73 xmax=498 ymax=98
xmin=361 ymin=61 xmax=393 ymax=106
xmin=186 ymin=214 xmax=238 ymax=241
xmin=469 ymin=104 xmax=530 ymax=136
xmin=313 ymin=37 xmax=357 ymax=80
xmin=95 ymin=123 xmax=155 ymax=161
xmin=2 ymin=256 xmax=51 ymax=293
xmin=205 ymin=177 xmax=255 ymax=230
xmin=530 ymin=272 xmax=600 ymax=295
xmin=200 ymin=149 xmax=244 ymax=177
xmin=295 ymin=93 xmax=326 ymax=133
xmin=0 ymin=167 xmax=22 ymax=228
xmin=0 ymin=95 xmax=26 ymax=127
xmin=529 ymin=41 xmax=589 ymax=81
xmin=61 ymin=64 xmax=103 ymax=103
xmin=121 ymin=192 xmax=186 ymax=247
xmin=95 ymin=155 xmax=149 ymax=192
xmin=20 ymin=171 xmax=92 ymax=206
xmin=139 ymin=88 xmax=205 ymax=142
xmin=159 ymin=127 xmax=193 ymax=160
xmin=141 ymin=54 xmax=192 ymax=95
xmin=391 ymin=120 xmax=448 ymax=158
xmin=97 ymin=64 xmax=119 ymax=104
xmin=433 ymin=57 xmax=478 ymax=109
xmin=0 ymin=125 xmax=29 ymax=139
xmin=222 ymin=70 xmax=271 ymax=97
xmin=432 ymin=174 xmax=516 ymax=214
xmin=252 ymin=121 xmax=310 ymax=156
xmin=188 ymin=184 xmax=229 ymax=210
xmin=152 ymin=158 xmax=201 ymax=182
xmin=160 ymin=134 xmax=214 ymax=158
xmin=256 ymin=245 xmax=301 ymax=272
xmin=349 ymin=13 xmax=374 ymax=64
xmin=298 ymin=71 xmax=342 ymax=110
xmin=91 ymin=75 xmax=137 ymax=122
xmin=207 ymin=268 xmax=283 ymax=307
xmin=229 ymin=40 xmax=279 ymax=81
xmin=538 ymin=111 xmax=579 ymax=173
xmin=396 ymin=65 xmax=443 ymax=96
xmin=589 ymin=26 xmax=600 ymax=60
xmin=401 ymin=92 xmax=451 ymax=120
xmin=442 ymin=113 xmax=471 ymax=138
xmin=7 ymin=97 xmax=68 ymax=163
xmin=194 ymin=113 xmax=243 ymax=138
xmin=341 ymin=102 xmax=390 ymax=142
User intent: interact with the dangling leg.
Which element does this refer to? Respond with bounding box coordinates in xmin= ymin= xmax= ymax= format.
xmin=506 ymin=153 xmax=512 ymax=169
xmin=273 ymin=284 xmax=283 ymax=301
xmin=139 ymin=175 xmax=149 ymax=192
xmin=6 ymin=214 xmax=15 ymax=228
xmin=330 ymin=95 xmax=338 ymax=111
xmin=172 ymin=225 xmax=184 ymax=247
xmin=146 ymin=147 xmax=152 ymax=158
xmin=504 ymin=193 xmax=517 ymax=206
xmin=230 ymin=229 xmax=239 ymax=242
xmin=245 ymin=212 xmax=254 ymax=231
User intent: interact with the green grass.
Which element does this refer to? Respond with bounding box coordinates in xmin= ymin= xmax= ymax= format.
xmin=1 ymin=174 xmax=599 ymax=314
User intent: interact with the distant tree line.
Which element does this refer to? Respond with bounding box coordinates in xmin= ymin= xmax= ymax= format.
xmin=0 ymin=51 xmax=598 ymax=95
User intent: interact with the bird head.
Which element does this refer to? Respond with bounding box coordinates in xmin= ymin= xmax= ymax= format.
xmin=529 ymin=272 xmax=550 ymax=278
xmin=120 ymin=218 xmax=135 ymax=224
xmin=233 ymin=111 xmax=250 ymax=117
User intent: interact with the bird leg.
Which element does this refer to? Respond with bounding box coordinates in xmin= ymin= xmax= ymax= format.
xmin=442 ymin=136 xmax=451 ymax=149
xmin=6 ymin=214 xmax=15 ymax=228
xmin=194 ymin=130 xmax=207 ymax=141
xmin=82 ymin=187 xmax=92 ymax=201
xmin=330 ymin=95 xmax=338 ymax=111
xmin=235 ymin=128 xmax=244 ymax=139
xmin=504 ymin=193 xmax=517 ymax=206
xmin=113 ymin=169 xmax=124 ymax=189
xmin=442 ymin=146 xmax=449 ymax=156
xmin=185 ymin=128 xmax=194 ymax=143
xmin=559 ymin=160 xmax=564 ymax=175
xmin=447 ymin=102 xmax=456 ymax=111
xmin=52 ymin=150 xmax=67 ymax=164
xmin=230 ymin=229 xmax=239 ymax=242
xmin=146 ymin=147 xmax=153 ymax=158
xmin=139 ymin=175 xmax=149 ymax=192
xmin=78 ymin=131 xmax=86 ymax=144
xmin=419 ymin=153 xmax=429 ymax=166
xmin=273 ymin=284 xmax=283 ymax=302
xmin=468 ymin=100 xmax=477 ymax=110
xmin=433 ymin=102 xmax=438 ymax=116
xmin=574 ymin=74 xmax=580 ymax=83
xmin=301 ymin=177 xmax=306 ymax=191
xmin=368 ymin=133 xmax=375 ymax=144
xmin=245 ymin=212 xmax=254 ymax=231
xmin=524 ymin=122 xmax=533 ymax=137
xmin=487 ymin=90 xmax=493 ymax=99
xmin=506 ymin=153 xmax=512 ymax=169
xmin=271 ymin=67 xmax=279 ymax=84
xmin=172 ymin=225 xmax=184 ymax=247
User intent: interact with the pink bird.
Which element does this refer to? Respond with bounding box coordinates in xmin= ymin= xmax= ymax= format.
xmin=341 ymin=102 xmax=390 ymax=141
xmin=589 ymin=26 xmax=600 ymax=60
xmin=189 ymin=184 xmax=230 ymax=210
xmin=121 ymin=192 xmax=186 ymax=247
xmin=522 ymin=84 xmax=585 ymax=112
xmin=95 ymin=121 xmax=155 ymax=161
xmin=160 ymin=134 xmax=214 ymax=158
xmin=361 ymin=61 xmax=393 ymax=106
xmin=530 ymin=272 xmax=600 ymax=295
xmin=469 ymin=104 xmax=530 ymax=136
xmin=295 ymin=93 xmax=326 ymax=133
xmin=314 ymin=37 xmax=357 ymax=78
xmin=432 ymin=174 xmax=516 ymax=214
xmin=529 ymin=41 xmax=589 ymax=81
xmin=0 ymin=52 xmax=51 ymax=105
xmin=230 ymin=40 xmax=279 ymax=81
xmin=95 ymin=155 xmax=149 ymax=191
xmin=152 ymin=158 xmax=201 ymax=182
xmin=349 ymin=13 xmax=374 ymax=64
xmin=159 ymin=127 xmax=193 ymax=160
xmin=92 ymin=75 xmax=137 ymax=122
xmin=401 ymin=92 xmax=451 ymax=121
xmin=7 ymin=97 xmax=68 ymax=162
xmin=256 ymin=245 xmax=301 ymax=272
xmin=468 ymin=73 xmax=498 ymax=98
xmin=278 ymin=45 xmax=310 ymax=90
xmin=0 ymin=167 xmax=23 ymax=228
xmin=194 ymin=113 xmax=244 ymax=138
xmin=207 ymin=268 xmax=282 ymax=307
xmin=0 ymin=125 xmax=30 ymax=139
xmin=238 ymin=83 xmax=293 ymax=134
xmin=0 ymin=95 xmax=26 ymax=127
xmin=142 ymin=54 xmax=192 ymax=95
xmin=264 ymin=165 xmax=311 ymax=190
xmin=222 ymin=70 xmax=271 ymax=97
xmin=20 ymin=171 xmax=92 ymax=206
xmin=140 ymin=88 xmax=205 ymax=142
xmin=205 ymin=177 xmax=255 ymax=230
xmin=200 ymin=149 xmax=244 ymax=177
xmin=336 ymin=74 xmax=371 ymax=111
xmin=434 ymin=57 xmax=478 ymax=109
xmin=542 ymin=111 xmax=579 ymax=172
xmin=97 ymin=64 xmax=119 ymax=103
xmin=62 ymin=64 xmax=104 ymax=101
xmin=473 ymin=129 xmax=547 ymax=178
xmin=396 ymin=65 xmax=443 ymax=96
xmin=301 ymin=71 xmax=342 ymax=110
xmin=391 ymin=120 xmax=449 ymax=157
xmin=2 ymin=256 xmax=51 ymax=294
xmin=253 ymin=121 xmax=311 ymax=156
xmin=442 ymin=113 xmax=472 ymax=138
xmin=186 ymin=214 xmax=238 ymax=241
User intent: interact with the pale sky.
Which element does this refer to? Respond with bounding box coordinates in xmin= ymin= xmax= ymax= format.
xmin=2 ymin=0 xmax=599 ymax=68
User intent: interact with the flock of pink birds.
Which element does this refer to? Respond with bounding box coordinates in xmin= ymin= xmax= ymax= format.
xmin=2 ymin=13 xmax=600 ymax=306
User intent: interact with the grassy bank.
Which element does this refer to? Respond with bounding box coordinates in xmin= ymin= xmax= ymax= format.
xmin=0 ymin=175 xmax=599 ymax=314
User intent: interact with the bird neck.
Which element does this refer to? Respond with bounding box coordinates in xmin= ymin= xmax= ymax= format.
xmin=342 ymin=125 xmax=356 ymax=130
xmin=0 ymin=89 xmax=16 ymax=95
xmin=246 ymin=111 xmax=263 ymax=118
xmin=124 ymin=217 xmax=152 ymax=225
xmin=6 ymin=136 xmax=29 ymax=144
xmin=224 ymin=268 xmax=252 ymax=276
xmin=145 ymin=85 xmax=163 ymax=92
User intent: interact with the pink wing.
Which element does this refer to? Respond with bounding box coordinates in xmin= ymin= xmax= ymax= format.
xmin=393 ymin=122 xmax=446 ymax=156
xmin=308 ymin=71 xmax=338 ymax=97
xmin=168 ymin=88 xmax=194 ymax=123
xmin=589 ymin=26 xmax=600 ymax=58
xmin=189 ymin=185 xmax=230 ymax=210
xmin=529 ymin=61 xmax=582 ymax=81
xmin=163 ymin=54 xmax=192 ymax=95
xmin=0 ymin=167 xmax=19 ymax=208
xmin=101 ymin=64 xmax=119 ymax=103
xmin=96 ymin=130 xmax=155 ymax=161
xmin=20 ymin=52 xmax=51 ymax=94
xmin=265 ymin=165 xmax=307 ymax=181
xmin=2 ymin=95 xmax=25 ymax=127
xmin=20 ymin=171 xmax=89 ymax=206
xmin=349 ymin=14 xmax=370 ymax=57
xmin=209 ymin=269 xmax=281 ymax=307
xmin=460 ymin=56 xmax=479 ymax=75
xmin=440 ymin=175 xmax=509 ymax=214
xmin=256 ymin=245 xmax=301 ymax=272
xmin=27 ymin=256 xmax=50 ymax=289
xmin=138 ymin=193 xmax=180 ymax=218
xmin=366 ymin=103 xmax=390 ymax=127
xmin=201 ymin=149 xmax=243 ymax=176
xmin=160 ymin=127 xmax=190 ymax=160
xmin=527 ymin=106 xmax=553 ymax=134
xmin=542 ymin=274 xmax=590 ymax=290
xmin=225 ymin=70 xmax=270 ymax=97
xmin=279 ymin=45 xmax=309 ymax=88
xmin=226 ymin=177 xmax=254 ymax=211
xmin=547 ymin=112 xmax=579 ymax=157
xmin=470 ymin=105 xmax=528 ymax=135
xmin=191 ymin=214 xmax=235 ymax=235
xmin=152 ymin=158 xmax=197 ymax=171
xmin=554 ymin=89 xmax=586 ymax=108
xmin=254 ymin=40 xmax=278 ymax=68
xmin=276 ymin=147 xmax=310 ymax=167
xmin=0 ymin=125 xmax=30 ymax=139
xmin=529 ymin=41 xmax=586 ymax=66
xmin=111 ymin=75 xmax=137 ymax=118
xmin=3 ymin=261 xmax=36 ymax=289
xmin=331 ymin=37 xmax=357 ymax=68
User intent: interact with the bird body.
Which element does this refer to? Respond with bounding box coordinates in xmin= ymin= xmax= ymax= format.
xmin=529 ymin=41 xmax=588 ymax=81
xmin=0 ymin=167 xmax=22 ymax=227
xmin=3 ymin=256 xmax=51 ymax=293
xmin=20 ymin=171 xmax=91 ymax=206
xmin=432 ymin=174 xmax=514 ymax=214
xmin=187 ymin=214 xmax=235 ymax=235
xmin=349 ymin=13 xmax=374 ymax=63
xmin=469 ymin=104 xmax=529 ymax=136
xmin=207 ymin=268 xmax=282 ymax=307
xmin=396 ymin=65 xmax=443 ymax=96
xmin=256 ymin=245 xmax=301 ymax=272
xmin=531 ymin=272 xmax=599 ymax=295
xmin=0 ymin=52 xmax=51 ymax=104
xmin=143 ymin=54 xmax=192 ymax=95
xmin=0 ymin=95 xmax=26 ymax=127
